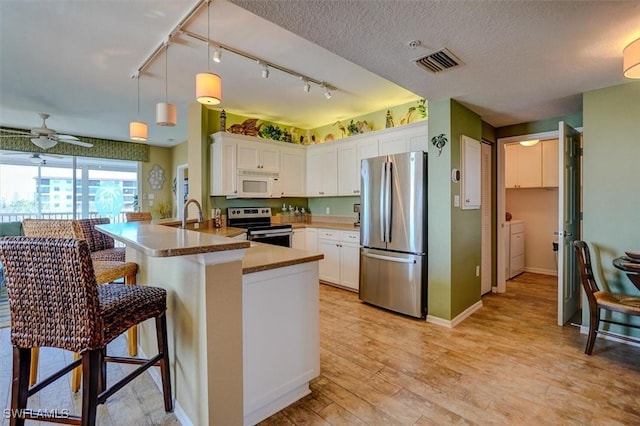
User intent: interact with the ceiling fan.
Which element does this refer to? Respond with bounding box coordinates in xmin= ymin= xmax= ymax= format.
xmin=0 ymin=113 xmax=93 ymax=150
xmin=0 ymin=151 xmax=64 ymax=165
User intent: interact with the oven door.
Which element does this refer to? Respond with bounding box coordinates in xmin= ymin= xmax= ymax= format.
xmin=248 ymin=231 xmax=292 ymax=247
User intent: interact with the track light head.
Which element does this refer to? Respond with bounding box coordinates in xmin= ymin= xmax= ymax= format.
xmin=213 ymin=46 xmax=222 ymax=63
xmin=262 ymin=64 xmax=269 ymax=79
xmin=323 ymin=84 xmax=332 ymax=99
xmin=303 ymin=80 xmax=310 ymax=92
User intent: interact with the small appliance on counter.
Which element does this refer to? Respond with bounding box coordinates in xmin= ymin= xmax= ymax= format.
xmin=213 ymin=208 xmax=222 ymax=228
xmin=354 ymin=203 xmax=361 ymax=227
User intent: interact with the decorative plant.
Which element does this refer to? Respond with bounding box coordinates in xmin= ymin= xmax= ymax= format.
xmin=132 ymin=195 xmax=139 ymax=212
xmin=151 ymin=199 xmax=172 ymax=219
xmin=431 ymin=133 xmax=447 ymax=157
xmin=347 ymin=120 xmax=358 ymax=136
xmin=417 ymin=99 xmax=427 ymax=119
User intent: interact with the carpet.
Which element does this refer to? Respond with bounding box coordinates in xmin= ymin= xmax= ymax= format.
xmin=0 ymin=286 xmax=9 ymax=329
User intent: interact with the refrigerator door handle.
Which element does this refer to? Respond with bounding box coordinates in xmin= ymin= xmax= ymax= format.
xmin=379 ymin=161 xmax=387 ymax=242
xmin=384 ymin=160 xmax=392 ymax=242
xmin=363 ymin=252 xmax=417 ymax=264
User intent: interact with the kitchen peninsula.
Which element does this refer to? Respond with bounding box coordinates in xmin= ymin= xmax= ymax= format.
xmin=96 ymin=221 xmax=323 ymax=426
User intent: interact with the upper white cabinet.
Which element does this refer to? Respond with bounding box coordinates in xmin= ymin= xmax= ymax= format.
xmin=237 ymin=139 xmax=280 ymax=172
xmin=541 ymin=139 xmax=559 ymax=187
xmin=505 ymin=140 xmax=559 ymax=189
xmin=306 ymin=144 xmax=338 ymax=196
xmin=378 ymin=122 xmax=428 ymax=155
xmin=279 ymin=144 xmax=306 ymax=197
xmin=505 ymin=143 xmax=542 ymax=188
xmin=337 ymin=142 xmax=358 ymax=196
xmin=210 ymin=135 xmax=237 ymax=197
xmin=461 ymin=135 xmax=481 ymax=210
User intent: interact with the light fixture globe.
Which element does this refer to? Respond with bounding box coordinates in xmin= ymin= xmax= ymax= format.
xmin=156 ymin=102 xmax=177 ymax=126
xmin=31 ymin=136 xmax=57 ymax=150
xmin=196 ymin=72 xmax=222 ymax=105
xmin=129 ymin=121 xmax=148 ymax=141
xmin=623 ymin=38 xmax=640 ymax=79
xmin=519 ymin=140 xmax=540 ymax=147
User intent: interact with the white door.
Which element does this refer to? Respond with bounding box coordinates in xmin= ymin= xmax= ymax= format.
xmin=557 ymin=121 xmax=581 ymax=325
xmin=481 ymin=142 xmax=492 ymax=295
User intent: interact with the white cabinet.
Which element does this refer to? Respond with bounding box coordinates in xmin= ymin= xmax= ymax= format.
xmin=317 ymin=229 xmax=360 ymax=291
xmin=505 ymin=143 xmax=542 ymax=188
xmin=237 ymin=139 xmax=280 ymax=172
xmin=305 ymin=228 xmax=318 ymax=252
xmin=292 ymin=228 xmax=306 ymax=250
xmin=378 ymin=122 xmax=428 ymax=155
xmin=279 ymin=145 xmax=306 ymax=197
xmin=337 ymin=142 xmax=358 ymax=196
xmin=306 ymin=144 xmax=338 ymax=196
xmin=508 ymin=220 xmax=525 ymax=278
xmin=542 ymin=139 xmax=559 ymax=187
xmin=210 ymin=137 xmax=238 ymax=197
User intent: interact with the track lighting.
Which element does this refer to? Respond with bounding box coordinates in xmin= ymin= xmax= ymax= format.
xmin=156 ymin=43 xmax=177 ymax=127
xmin=196 ymin=1 xmax=222 ymax=105
xmin=323 ymin=84 xmax=332 ymax=99
xmin=129 ymin=73 xmax=148 ymax=142
xmin=261 ymin=63 xmax=270 ymax=79
xmin=303 ymin=79 xmax=310 ymax=93
xmin=213 ymin=46 xmax=222 ymax=63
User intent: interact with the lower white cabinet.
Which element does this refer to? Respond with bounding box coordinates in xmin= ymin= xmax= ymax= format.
xmin=508 ymin=220 xmax=525 ymax=278
xmin=317 ymin=229 xmax=360 ymax=291
xmin=292 ymin=228 xmax=306 ymax=250
xmin=305 ymin=228 xmax=318 ymax=252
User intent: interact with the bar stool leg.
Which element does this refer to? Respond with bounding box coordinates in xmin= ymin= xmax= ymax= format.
xmin=156 ymin=312 xmax=173 ymax=412
xmin=11 ymin=347 xmax=31 ymax=426
xmin=126 ymin=273 xmax=138 ymax=357
xmin=28 ymin=347 xmax=39 ymax=387
xmin=71 ymin=352 xmax=82 ymax=392
xmin=81 ymin=349 xmax=101 ymax=426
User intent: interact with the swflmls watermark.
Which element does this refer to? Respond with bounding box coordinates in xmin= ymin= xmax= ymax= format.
xmin=3 ymin=408 xmax=70 ymax=419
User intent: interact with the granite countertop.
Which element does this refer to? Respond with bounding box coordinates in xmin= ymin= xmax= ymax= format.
xmin=96 ymin=222 xmax=249 ymax=257
xmin=242 ymin=241 xmax=323 ymax=275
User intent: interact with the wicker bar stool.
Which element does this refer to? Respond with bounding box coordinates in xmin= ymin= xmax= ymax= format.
xmin=125 ymin=212 xmax=153 ymax=222
xmin=0 ymin=237 xmax=172 ymax=426
xmin=72 ymin=218 xmax=126 ymax=262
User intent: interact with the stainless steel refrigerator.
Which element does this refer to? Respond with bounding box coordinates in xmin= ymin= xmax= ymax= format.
xmin=359 ymin=151 xmax=427 ymax=318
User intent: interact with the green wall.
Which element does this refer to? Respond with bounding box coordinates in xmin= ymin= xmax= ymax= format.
xmin=583 ymin=81 xmax=640 ymax=333
xmin=427 ymin=99 xmax=483 ymax=321
xmin=496 ymin=113 xmax=582 ymax=139
xmin=308 ymin=196 xmax=360 ymax=216
xmin=141 ymin=145 xmax=173 ymax=218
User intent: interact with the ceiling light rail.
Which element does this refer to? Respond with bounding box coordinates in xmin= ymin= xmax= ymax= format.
xmin=179 ymin=28 xmax=336 ymax=92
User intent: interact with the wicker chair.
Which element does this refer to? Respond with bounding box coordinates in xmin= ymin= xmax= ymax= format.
xmin=0 ymin=237 xmax=172 ymax=425
xmin=22 ymin=218 xmax=76 ymax=239
xmin=573 ymin=240 xmax=640 ymax=354
xmin=73 ymin=218 xmax=126 ymax=262
xmin=126 ymin=211 xmax=153 ymax=222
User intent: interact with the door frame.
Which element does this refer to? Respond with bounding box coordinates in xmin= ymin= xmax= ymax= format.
xmin=496 ymin=130 xmax=559 ymax=293
xmin=176 ymin=163 xmax=188 ymax=219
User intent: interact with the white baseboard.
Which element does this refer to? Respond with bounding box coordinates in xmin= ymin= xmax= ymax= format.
xmin=138 ymin=346 xmax=193 ymax=426
xmin=579 ymin=326 xmax=640 ymax=349
xmin=524 ymin=267 xmax=557 ymax=276
xmin=427 ymin=300 xmax=483 ymax=328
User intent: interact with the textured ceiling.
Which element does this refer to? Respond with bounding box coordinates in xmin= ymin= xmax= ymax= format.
xmin=2 ymin=1 xmax=640 ymax=149
xmin=232 ymin=0 xmax=640 ymax=127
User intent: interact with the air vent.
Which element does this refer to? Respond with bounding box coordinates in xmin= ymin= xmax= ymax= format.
xmin=414 ymin=48 xmax=463 ymax=74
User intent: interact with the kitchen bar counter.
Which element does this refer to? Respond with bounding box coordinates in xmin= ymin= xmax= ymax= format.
xmin=96 ymin=220 xmax=320 ymax=426
xmin=290 ymin=222 xmax=360 ymax=231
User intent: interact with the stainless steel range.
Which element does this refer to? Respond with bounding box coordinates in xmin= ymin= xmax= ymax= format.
xmin=227 ymin=207 xmax=293 ymax=247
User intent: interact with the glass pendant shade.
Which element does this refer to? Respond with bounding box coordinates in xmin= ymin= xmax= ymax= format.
xmin=519 ymin=140 xmax=539 ymax=147
xmin=156 ymin=102 xmax=177 ymax=126
xmin=129 ymin=121 xmax=148 ymax=141
xmin=623 ymin=38 xmax=640 ymax=78
xmin=196 ymin=73 xmax=222 ymax=105
xmin=31 ymin=137 xmax=57 ymax=150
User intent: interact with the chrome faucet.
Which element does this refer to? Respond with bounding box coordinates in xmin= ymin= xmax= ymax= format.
xmin=182 ymin=199 xmax=204 ymax=229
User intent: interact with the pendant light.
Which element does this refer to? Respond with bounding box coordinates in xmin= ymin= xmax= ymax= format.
xmin=196 ymin=1 xmax=222 ymax=105
xmin=156 ymin=43 xmax=177 ymax=126
xmin=130 ymin=73 xmax=148 ymax=141
xmin=623 ymin=38 xmax=640 ymax=79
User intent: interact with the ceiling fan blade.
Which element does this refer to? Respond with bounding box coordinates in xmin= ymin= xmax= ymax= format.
xmin=59 ymin=139 xmax=93 ymax=148
xmin=0 ymin=131 xmax=31 ymax=137
xmin=56 ymin=134 xmax=79 ymax=141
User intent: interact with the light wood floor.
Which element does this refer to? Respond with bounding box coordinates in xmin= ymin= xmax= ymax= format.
xmin=2 ymin=272 xmax=639 ymax=425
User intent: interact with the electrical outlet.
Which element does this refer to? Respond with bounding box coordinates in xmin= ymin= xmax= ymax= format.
xmin=149 ymin=200 xmax=154 ymax=206
xmin=454 ymin=195 xmax=460 ymax=207
xmin=476 ymin=265 xmax=480 ymax=277
xmin=326 ymin=207 xmax=330 ymax=214
xmin=148 ymin=193 xmax=154 ymax=200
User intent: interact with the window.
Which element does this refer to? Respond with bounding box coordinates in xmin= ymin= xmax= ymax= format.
xmin=0 ymin=151 xmax=139 ymax=222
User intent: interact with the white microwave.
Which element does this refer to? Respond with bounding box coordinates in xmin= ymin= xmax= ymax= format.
xmin=236 ymin=170 xmax=281 ymax=198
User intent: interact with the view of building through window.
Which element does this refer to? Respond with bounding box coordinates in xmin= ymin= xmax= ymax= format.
xmin=0 ymin=151 xmax=138 ymax=223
